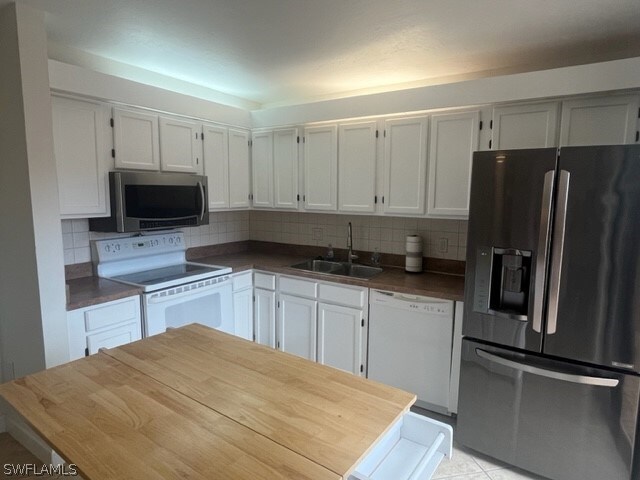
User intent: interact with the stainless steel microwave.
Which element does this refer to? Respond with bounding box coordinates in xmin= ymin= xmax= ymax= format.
xmin=89 ymin=172 xmax=209 ymax=232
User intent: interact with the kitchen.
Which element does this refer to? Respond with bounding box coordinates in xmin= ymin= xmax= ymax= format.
xmin=1 ymin=1 xmax=640 ymax=479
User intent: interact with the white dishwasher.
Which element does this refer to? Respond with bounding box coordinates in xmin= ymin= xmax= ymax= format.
xmin=368 ymin=289 xmax=454 ymax=413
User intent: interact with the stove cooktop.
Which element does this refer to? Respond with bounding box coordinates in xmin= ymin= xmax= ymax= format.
xmin=108 ymin=262 xmax=232 ymax=292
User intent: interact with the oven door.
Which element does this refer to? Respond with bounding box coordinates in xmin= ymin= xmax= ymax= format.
xmin=143 ymin=278 xmax=233 ymax=337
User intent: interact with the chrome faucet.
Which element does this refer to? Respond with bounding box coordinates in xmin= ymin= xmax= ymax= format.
xmin=347 ymin=222 xmax=358 ymax=265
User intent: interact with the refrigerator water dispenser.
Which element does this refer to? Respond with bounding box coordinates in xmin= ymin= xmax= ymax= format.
xmin=473 ymin=246 xmax=531 ymax=320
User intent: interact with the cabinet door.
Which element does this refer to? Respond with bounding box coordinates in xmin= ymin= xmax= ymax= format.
xmin=278 ymin=294 xmax=317 ymax=361
xmin=52 ymin=96 xmax=111 ymax=217
xmin=560 ymin=94 xmax=640 ymax=146
xmin=159 ymin=116 xmax=203 ymax=174
xmin=233 ymin=288 xmax=254 ymax=341
xmin=338 ymin=121 xmax=377 ymax=213
xmin=383 ymin=116 xmax=428 ymax=215
xmin=86 ymin=322 xmax=142 ymax=355
xmin=228 ymin=128 xmax=251 ymax=208
xmin=251 ymin=131 xmax=274 ymax=207
xmin=303 ymin=125 xmax=338 ymax=211
xmin=203 ymin=123 xmax=229 ymax=209
xmin=492 ymin=102 xmax=559 ymax=149
xmin=112 ymin=107 xmax=160 ymax=170
xmin=317 ymin=303 xmax=365 ymax=376
xmin=273 ymin=128 xmax=299 ymax=209
xmin=254 ymin=287 xmax=276 ymax=347
xmin=427 ymin=110 xmax=480 ymax=217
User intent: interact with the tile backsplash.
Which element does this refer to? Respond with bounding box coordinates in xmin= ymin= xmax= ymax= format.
xmin=61 ymin=211 xmax=467 ymax=265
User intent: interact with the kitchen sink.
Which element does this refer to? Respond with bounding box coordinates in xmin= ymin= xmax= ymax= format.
xmin=290 ymin=259 xmax=383 ymax=280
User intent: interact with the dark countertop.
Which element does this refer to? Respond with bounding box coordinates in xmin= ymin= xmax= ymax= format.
xmin=66 ymin=251 xmax=465 ymax=311
xmin=66 ymin=276 xmax=142 ymax=311
xmin=194 ymin=251 xmax=465 ymax=302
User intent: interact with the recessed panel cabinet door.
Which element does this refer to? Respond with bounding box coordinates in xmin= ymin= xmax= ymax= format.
xmin=251 ymin=131 xmax=274 ymax=207
xmin=112 ymin=107 xmax=160 ymax=170
xmin=492 ymin=102 xmax=559 ymax=149
xmin=383 ymin=116 xmax=428 ymax=215
xmin=427 ymin=110 xmax=480 ymax=217
xmin=159 ymin=116 xmax=203 ymax=174
xmin=52 ymin=96 xmax=111 ymax=217
xmin=203 ymin=123 xmax=229 ymax=209
xmin=233 ymin=288 xmax=253 ymax=341
xmin=338 ymin=121 xmax=377 ymax=213
xmin=254 ymin=287 xmax=276 ymax=348
xmin=317 ymin=302 xmax=365 ymax=376
xmin=303 ymin=125 xmax=338 ymax=211
xmin=273 ymin=128 xmax=299 ymax=209
xmin=278 ymin=294 xmax=317 ymax=361
xmin=228 ymin=128 xmax=251 ymax=208
xmin=560 ymin=94 xmax=640 ymax=146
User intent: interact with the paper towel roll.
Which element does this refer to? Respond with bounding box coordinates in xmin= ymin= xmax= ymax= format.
xmin=405 ymin=235 xmax=423 ymax=273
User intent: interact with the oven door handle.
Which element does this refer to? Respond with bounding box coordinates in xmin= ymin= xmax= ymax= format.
xmin=198 ymin=181 xmax=206 ymax=222
xmin=146 ymin=280 xmax=231 ymax=305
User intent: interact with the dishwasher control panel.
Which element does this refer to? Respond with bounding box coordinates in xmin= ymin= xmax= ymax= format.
xmin=371 ymin=290 xmax=453 ymax=316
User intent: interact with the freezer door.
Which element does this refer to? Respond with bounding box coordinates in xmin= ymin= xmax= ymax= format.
xmin=457 ymin=339 xmax=640 ymax=480
xmin=463 ymin=148 xmax=557 ymax=351
xmin=544 ymin=145 xmax=640 ymax=371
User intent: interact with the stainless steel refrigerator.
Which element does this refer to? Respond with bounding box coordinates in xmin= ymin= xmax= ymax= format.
xmin=457 ymin=145 xmax=640 ymax=480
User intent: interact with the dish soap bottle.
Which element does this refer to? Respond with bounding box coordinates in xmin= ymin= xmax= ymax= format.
xmin=325 ymin=244 xmax=334 ymax=260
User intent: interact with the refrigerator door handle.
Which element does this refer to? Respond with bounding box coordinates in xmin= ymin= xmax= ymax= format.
xmin=475 ymin=348 xmax=619 ymax=387
xmin=532 ymin=170 xmax=555 ymax=333
xmin=547 ymin=170 xmax=570 ymax=335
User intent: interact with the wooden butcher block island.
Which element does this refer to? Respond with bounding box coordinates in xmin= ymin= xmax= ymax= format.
xmin=0 ymin=324 xmax=452 ymax=479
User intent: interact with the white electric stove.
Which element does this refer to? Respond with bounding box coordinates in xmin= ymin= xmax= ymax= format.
xmin=93 ymin=232 xmax=234 ymax=337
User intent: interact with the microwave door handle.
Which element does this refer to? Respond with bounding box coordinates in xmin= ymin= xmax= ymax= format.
xmin=547 ymin=170 xmax=570 ymax=335
xmin=532 ymin=170 xmax=555 ymax=333
xmin=475 ymin=349 xmax=619 ymax=387
xmin=198 ymin=181 xmax=206 ymax=221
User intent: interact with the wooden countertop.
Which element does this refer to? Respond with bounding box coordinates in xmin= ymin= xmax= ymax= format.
xmin=0 ymin=325 xmax=415 ymax=480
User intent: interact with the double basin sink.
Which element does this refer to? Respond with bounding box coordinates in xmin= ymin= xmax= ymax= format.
xmin=290 ymin=259 xmax=383 ymax=280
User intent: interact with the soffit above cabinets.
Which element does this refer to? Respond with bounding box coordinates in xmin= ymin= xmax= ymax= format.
xmin=17 ymin=0 xmax=640 ymax=108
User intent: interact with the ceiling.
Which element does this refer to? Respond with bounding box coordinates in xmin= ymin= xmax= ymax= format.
xmin=14 ymin=0 xmax=640 ymax=108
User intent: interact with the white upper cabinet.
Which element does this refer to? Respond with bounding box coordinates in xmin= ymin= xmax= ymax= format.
xmin=228 ymin=128 xmax=251 ymax=208
xmin=560 ymin=94 xmax=640 ymax=146
xmin=112 ymin=107 xmax=160 ymax=171
xmin=159 ymin=116 xmax=203 ymax=174
xmin=427 ymin=110 xmax=480 ymax=218
xmin=338 ymin=121 xmax=377 ymax=213
xmin=491 ymin=102 xmax=559 ymax=149
xmin=273 ymin=128 xmax=299 ymax=209
xmin=382 ymin=116 xmax=428 ymax=215
xmin=251 ymin=130 xmax=274 ymax=208
xmin=52 ymin=96 xmax=111 ymax=218
xmin=202 ymin=123 xmax=229 ymax=209
xmin=303 ymin=125 xmax=338 ymax=211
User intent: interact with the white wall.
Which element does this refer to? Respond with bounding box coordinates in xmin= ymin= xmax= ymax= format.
xmin=251 ymin=57 xmax=640 ymax=127
xmin=0 ymin=3 xmax=69 ymax=380
xmin=49 ymin=60 xmax=252 ymax=129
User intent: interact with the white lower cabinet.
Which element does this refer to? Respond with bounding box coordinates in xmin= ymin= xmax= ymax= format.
xmin=317 ymin=303 xmax=365 ymax=376
xmin=67 ymin=296 xmax=142 ymax=360
xmin=232 ymin=272 xmax=253 ymax=341
xmin=277 ymin=294 xmax=317 ymax=361
xmin=254 ymin=286 xmax=276 ymax=348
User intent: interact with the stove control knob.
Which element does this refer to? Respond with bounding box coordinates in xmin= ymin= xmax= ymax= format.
xmin=104 ymin=245 xmax=111 ymax=253
xmin=175 ymin=236 xmax=181 ymax=244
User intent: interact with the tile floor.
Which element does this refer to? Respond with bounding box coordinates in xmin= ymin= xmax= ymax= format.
xmin=411 ymin=407 xmax=550 ymax=480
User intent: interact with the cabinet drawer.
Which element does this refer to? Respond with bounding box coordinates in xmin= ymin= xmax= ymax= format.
xmin=254 ymin=272 xmax=276 ymax=290
xmin=279 ymin=276 xmax=317 ymax=298
xmin=349 ymin=412 xmax=452 ymax=480
xmin=232 ymin=271 xmax=253 ymax=291
xmin=86 ymin=321 xmax=142 ymax=355
xmin=319 ymin=283 xmax=366 ymax=308
xmin=84 ymin=296 xmax=139 ymax=332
